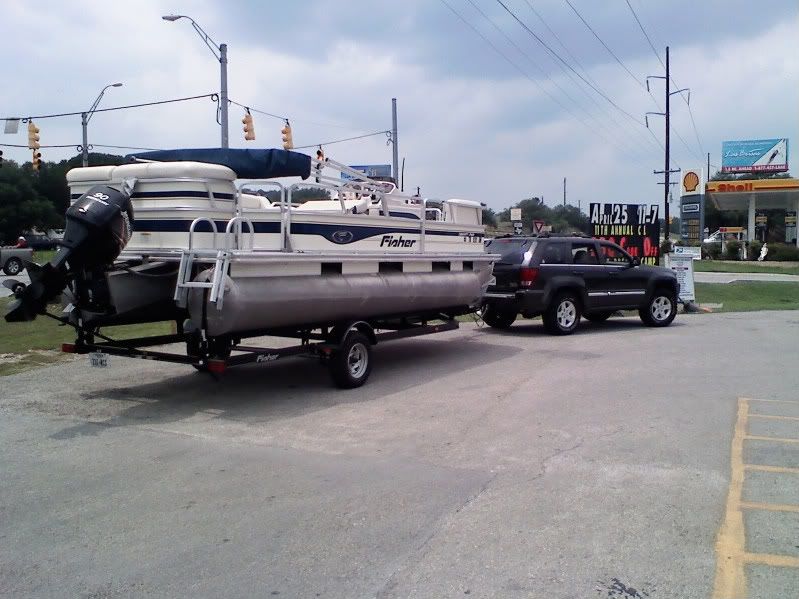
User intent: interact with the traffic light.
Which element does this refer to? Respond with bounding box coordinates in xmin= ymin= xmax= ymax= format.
xmin=27 ymin=121 xmax=40 ymax=149
xmin=32 ymin=149 xmax=42 ymax=171
xmin=281 ymin=121 xmax=293 ymax=150
xmin=242 ymin=110 xmax=255 ymax=141
xmin=0 ymin=149 xmax=3 ymax=167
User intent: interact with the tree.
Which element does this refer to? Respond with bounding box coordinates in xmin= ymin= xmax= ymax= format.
xmin=0 ymin=161 xmax=59 ymax=243
xmin=482 ymin=207 xmax=497 ymax=227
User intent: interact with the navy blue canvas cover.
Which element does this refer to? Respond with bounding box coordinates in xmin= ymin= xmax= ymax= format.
xmin=126 ymin=148 xmax=312 ymax=179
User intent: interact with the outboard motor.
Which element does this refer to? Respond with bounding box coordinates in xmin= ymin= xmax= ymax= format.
xmin=5 ymin=185 xmax=133 ymax=322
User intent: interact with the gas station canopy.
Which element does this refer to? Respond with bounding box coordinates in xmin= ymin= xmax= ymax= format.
xmin=705 ymin=178 xmax=799 ymax=246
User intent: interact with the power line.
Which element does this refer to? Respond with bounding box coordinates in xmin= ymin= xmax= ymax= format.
xmin=437 ymin=0 xmax=611 ymax=146
xmin=228 ymin=98 xmax=372 ymax=132
xmin=495 ymin=0 xmax=644 ymax=127
xmin=1 ymin=93 xmax=218 ymax=121
xmin=624 ymin=0 xmax=705 ymax=160
xmin=520 ymin=0 xmax=661 ymax=156
xmin=440 ymin=0 xmax=653 ymax=163
xmin=462 ymin=0 xmax=641 ymax=155
xmin=563 ymin=0 xmax=643 ymax=90
xmin=292 ymin=130 xmax=390 ymax=150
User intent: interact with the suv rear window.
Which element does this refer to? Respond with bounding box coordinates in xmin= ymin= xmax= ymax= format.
xmin=485 ymin=238 xmax=537 ymax=263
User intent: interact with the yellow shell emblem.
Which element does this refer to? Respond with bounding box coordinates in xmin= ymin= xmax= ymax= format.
xmin=683 ymin=171 xmax=700 ymax=193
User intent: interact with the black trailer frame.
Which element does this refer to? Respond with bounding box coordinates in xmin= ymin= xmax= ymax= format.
xmin=60 ymin=315 xmax=461 ymax=388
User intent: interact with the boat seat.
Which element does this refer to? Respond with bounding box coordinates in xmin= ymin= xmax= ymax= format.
xmin=294 ymin=198 xmax=369 ymax=214
xmin=240 ymin=193 xmax=278 ymax=210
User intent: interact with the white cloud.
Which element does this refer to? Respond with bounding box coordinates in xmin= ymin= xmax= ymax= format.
xmin=1 ymin=0 xmax=796 ymax=217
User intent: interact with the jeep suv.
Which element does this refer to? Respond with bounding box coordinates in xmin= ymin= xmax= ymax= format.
xmin=482 ymin=235 xmax=679 ymax=335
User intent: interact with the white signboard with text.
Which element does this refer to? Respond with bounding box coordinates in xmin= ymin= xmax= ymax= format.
xmin=668 ymin=253 xmax=695 ymax=303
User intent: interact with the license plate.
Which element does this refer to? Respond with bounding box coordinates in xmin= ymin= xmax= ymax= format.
xmin=89 ymin=352 xmax=109 ymax=368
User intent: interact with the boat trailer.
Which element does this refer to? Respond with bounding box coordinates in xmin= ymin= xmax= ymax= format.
xmin=59 ymin=316 xmax=461 ymax=388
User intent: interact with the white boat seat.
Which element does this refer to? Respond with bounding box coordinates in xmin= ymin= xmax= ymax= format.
xmin=294 ymin=198 xmax=369 ymax=214
xmin=240 ymin=193 xmax=277 ymax=210
xmin=66 ymin=161 xmax=237 ymax=184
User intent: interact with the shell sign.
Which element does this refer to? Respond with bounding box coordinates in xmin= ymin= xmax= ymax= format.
xmin=680 ymin=168 xmax=704 ymax=196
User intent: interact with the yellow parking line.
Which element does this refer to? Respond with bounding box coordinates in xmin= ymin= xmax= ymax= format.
xmin=748 ymin=414 xmax=799 ymax=422
xmin=741 ymin=501 xmax=799 ymax=513
xmin=744 ymin=552 xmax=799 ymax=568
xmin=713 ymin=399 xmax=749 ymax=598
xmin=745 ymin=435 xmax=799 ymax=445
xmin=744 ymin=398 xmax=799 ymax=404
xmin=745 ymin=464 xmax=799 ymax=475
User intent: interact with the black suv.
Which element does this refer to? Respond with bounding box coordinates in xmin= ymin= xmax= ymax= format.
xmin=482 ymin=235 xmax=679 ymax=335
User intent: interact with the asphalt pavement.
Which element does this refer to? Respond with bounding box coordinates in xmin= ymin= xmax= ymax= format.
xmin=2 ymin=312 xmax=799 ymax=598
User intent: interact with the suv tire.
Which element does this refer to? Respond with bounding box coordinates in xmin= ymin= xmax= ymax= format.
xmin=640 ymin=288 xmax=677 ymax=327
xmin=543 ymin=292 xmax=581 ymax=335
xmin=481 ymin=304 xmax=517 ymax=329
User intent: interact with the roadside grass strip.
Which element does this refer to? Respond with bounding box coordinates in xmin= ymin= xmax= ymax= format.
xmin=713 ymin=398 xmax=799 ymax=598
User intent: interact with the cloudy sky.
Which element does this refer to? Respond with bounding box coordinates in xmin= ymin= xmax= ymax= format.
xmin=1 ymin=0 xmax=797 ymax=212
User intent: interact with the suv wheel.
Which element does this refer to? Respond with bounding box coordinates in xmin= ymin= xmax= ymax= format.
xmin=543 ymin=293 xmax=581 ymax=335
xmin=481 ymin=303 xmax=517 ymax=329
xmin=640 ymin=289 xmax=676 ymax=327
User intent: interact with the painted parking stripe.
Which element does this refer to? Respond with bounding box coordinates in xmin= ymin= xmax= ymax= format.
xmin=713 ymin=397 xmax=799 ymax=598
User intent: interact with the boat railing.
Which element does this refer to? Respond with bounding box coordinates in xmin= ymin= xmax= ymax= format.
xmin=236 ymin=180 xmax=287 ymax=249
xmin=188 ymin=217 xmax=219 ymax=250
xmin=224 ymin=216 xmax=255 ymax=251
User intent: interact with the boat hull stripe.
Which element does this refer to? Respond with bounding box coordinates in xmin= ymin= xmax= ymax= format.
xmin=133 ymin=219 xmax=478 ymax=243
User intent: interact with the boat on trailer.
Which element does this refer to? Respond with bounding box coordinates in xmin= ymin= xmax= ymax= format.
xmin=5 ymin=148 xmax=496 ymax=387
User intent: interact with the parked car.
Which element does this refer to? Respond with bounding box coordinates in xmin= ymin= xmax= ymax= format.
xmin=481 ymin=235 xmax=680 ymax=335
xmin=0 ymin=246 xmax=34 ymax=275
xmin=21 ymin=233 xmax=59 ymax=251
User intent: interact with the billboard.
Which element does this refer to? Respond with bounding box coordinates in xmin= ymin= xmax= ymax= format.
xmin=341 ymin=164 xmax=392 ymax=181
xmin=721 ymin=139 xmax=789 ymax=173
xmin=589 ymin=203 xmax=661 ymax=265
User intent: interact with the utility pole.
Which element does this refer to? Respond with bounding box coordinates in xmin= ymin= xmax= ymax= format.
xmin=563 ymin=177 xmax=566 ymax=206
xmin=646 ymin=46 xmax=687 ymax=242
xmin=707 ymin=152 xmax=710 ymax=178
xmin=391 ymin=98 xmax=399 ymax=185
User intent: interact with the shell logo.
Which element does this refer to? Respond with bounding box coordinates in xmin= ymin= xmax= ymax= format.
xmin=683 ymin=171 xmax=700 ymax=193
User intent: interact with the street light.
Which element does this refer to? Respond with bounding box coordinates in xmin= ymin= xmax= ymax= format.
xmin=162 ymin=14 xmax=228 ymax=149
xmin=81 ymin=82 xmax=123 ymax=167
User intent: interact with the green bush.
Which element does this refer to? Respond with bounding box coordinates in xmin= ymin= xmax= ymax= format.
xmin=725 ymin=240 xmax=742 ymax=260
xmin=764 ymin=243 xmax=799 ymax=261
xmin=703 ymin=244 xmax=722 ymax=260
xmin=660 ymin=240 xmax=673 ymax=256
xmin=748 ymin=241 xmax=763 ymax=261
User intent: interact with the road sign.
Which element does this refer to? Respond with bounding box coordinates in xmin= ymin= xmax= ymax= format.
xmin=533 ymin=220 xmax=545 ymax=234
xmin=510 ymin=208 xmax=522 ymax=221
xmin=513 ymin=221 xmax=523 ymax=235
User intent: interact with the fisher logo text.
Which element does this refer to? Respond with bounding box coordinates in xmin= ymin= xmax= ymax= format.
xmin=380 ymin=235 xmax=416 ymax=248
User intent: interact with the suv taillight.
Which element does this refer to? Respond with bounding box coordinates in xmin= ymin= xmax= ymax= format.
xmin=520 ymin=267 xmax=539 ymax=287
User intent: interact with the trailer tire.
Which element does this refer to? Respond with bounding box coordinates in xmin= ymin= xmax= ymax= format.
xmin=3 ymin=257 xmax=23 ymax=276
xmin=330 ymin=331 xmax=372 ymax=389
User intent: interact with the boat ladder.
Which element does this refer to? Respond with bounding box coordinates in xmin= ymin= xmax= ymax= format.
xmin=173 ymin=249 xmax=230 ymax=310
xmin=174 ymin=217 xmax=230 ymax=310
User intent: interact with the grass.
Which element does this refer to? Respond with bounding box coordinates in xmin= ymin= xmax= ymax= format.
xmin=694 ymin=261 xmax=799 ymax=276
xmin=695 ymin=281 xmax=799 ymax=312
xmin=0 ymin=297 xmax=173 ymax=376
xmin=32 ymin=249 xmax=57 ymax=264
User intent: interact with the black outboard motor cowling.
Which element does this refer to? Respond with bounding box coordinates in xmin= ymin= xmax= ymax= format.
xmin=5 ymin=185 xmax=133 ymax=322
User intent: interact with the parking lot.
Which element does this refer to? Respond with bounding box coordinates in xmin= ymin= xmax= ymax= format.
xmin=2 ymin=311 xmax=798 ymax=598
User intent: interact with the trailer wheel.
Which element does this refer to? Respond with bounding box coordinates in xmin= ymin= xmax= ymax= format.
xmin=330 ymin=331 xmax=372 ymax=389
xmin=3 ymin=257 xmax=23 ymax=276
